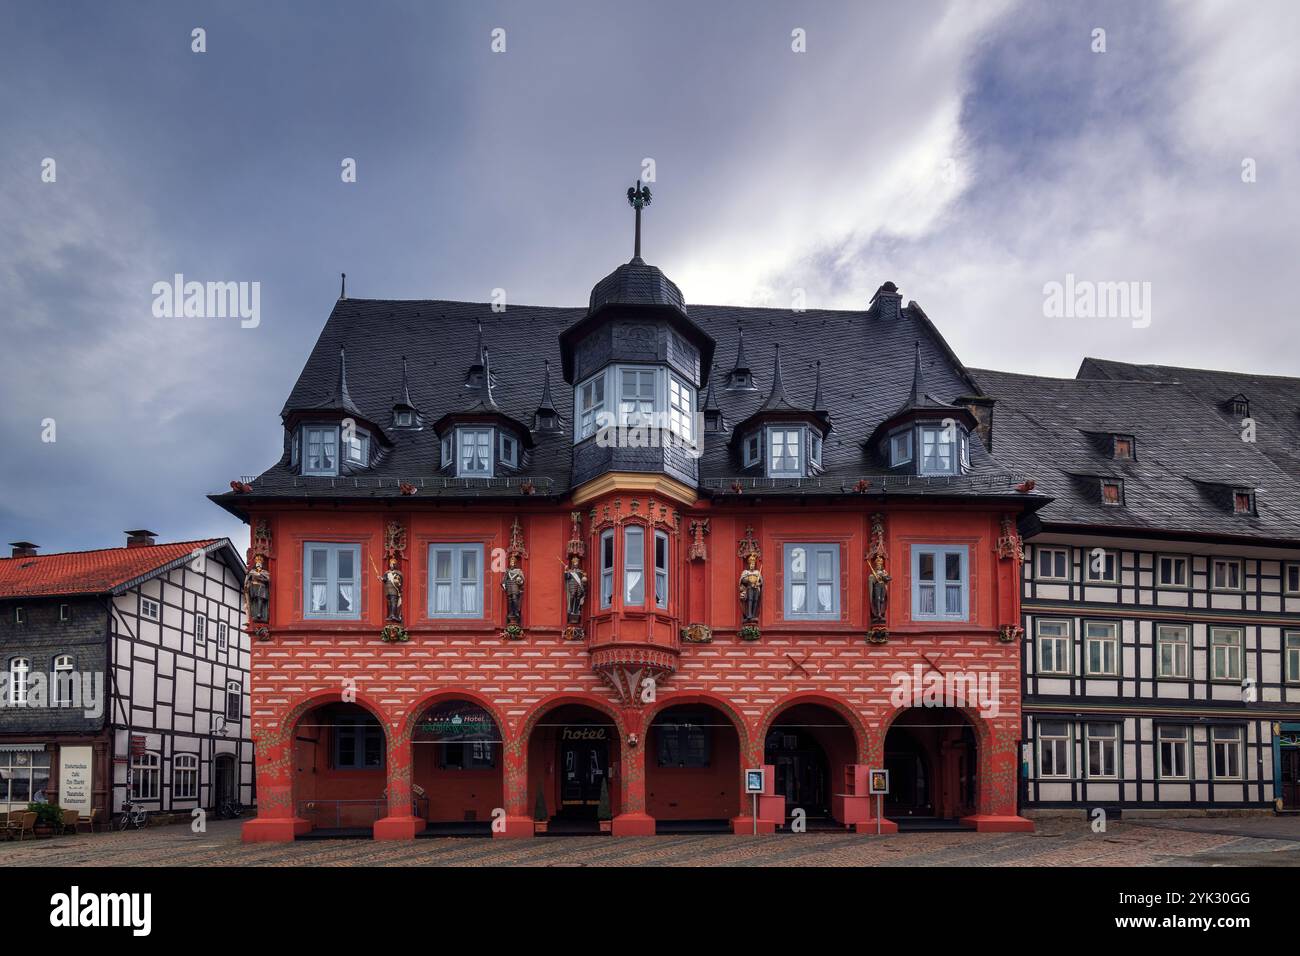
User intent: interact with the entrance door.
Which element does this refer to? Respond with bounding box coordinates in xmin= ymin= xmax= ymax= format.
xmin=214 ymin=754 xmax=236 ymax=806
xmin=558 ymin=734 xmax=608 ymax=817
xmin=1282 ymin=747 xmax=1300 ymax=811
xmin=764 ymin=730 xmax=830 ymax=817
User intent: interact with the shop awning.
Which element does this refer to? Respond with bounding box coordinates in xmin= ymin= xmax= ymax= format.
xmin=0 ymin=744 xmax=47 ymax=753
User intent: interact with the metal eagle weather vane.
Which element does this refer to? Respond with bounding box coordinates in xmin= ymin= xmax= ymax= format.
xmin=627 ymin=179 xmax=652 ymax=259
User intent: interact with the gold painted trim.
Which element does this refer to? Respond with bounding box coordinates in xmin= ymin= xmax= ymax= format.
xmin=569 ymin=472 xmax=698 ymax=507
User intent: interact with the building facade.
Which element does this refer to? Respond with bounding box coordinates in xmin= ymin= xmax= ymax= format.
xmin=975 ymin=367 xmax=1300 ymax=814
xmin=0 ymin=533 xmax=253 ymax=819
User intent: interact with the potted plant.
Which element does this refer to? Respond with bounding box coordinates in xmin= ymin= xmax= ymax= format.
xmin=533 ymin=788 xmax=548 ymax=834
xmin=28 ymin=801 xmax=63 ymax=836
xmin=597 ymin=777 xmax=612 ymax=834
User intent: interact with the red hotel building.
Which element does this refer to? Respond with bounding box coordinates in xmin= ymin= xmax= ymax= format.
xmin=213 ymin=210 xmax=1042 ymax=840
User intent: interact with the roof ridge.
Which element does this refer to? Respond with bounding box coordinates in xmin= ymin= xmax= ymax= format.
xmin=0 ymin=538 xmax=219 ymax=562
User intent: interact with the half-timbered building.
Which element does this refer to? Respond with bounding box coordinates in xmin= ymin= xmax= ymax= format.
xmin=975 ymin=367 xmax=1300 ymax=814
xmin=0 ymin=533 xmax=252 ymax=820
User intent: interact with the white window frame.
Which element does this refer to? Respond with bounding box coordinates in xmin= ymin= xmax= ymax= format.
xmin=919 ymin=424 xmax=958 ymax=476
xmin=1085 ymin=549 xmax=1118 ymax=584
xmin=131 ymin=751 xmax=161 ymax=800
xmin=1157 ymin=725 xmax=1189 ymax=780
xmin=8 ymin=657 xmax=31 ymax=705
xmin=1211 ymin=726 xmax=1243 ymax=780
xmin=599 ymin=529 xmax=615 ymax=609
xmin=783 ymin=543 xmax=840 ymax=621
xmin=1037 ymin=720 xmax=1071 ymax=778
xmin=1085 ymin=722 xmax=1119 ymax=779
xmin=195 ymin=614 xmax=207 ymax=646
xmin=911 ymin=545 xmax=969 ymax=621
xmin=172 ymin=753 xmax=198 ymax=800
xmin=1036 ymin=547 xmax=1069 ymax=582
xmin=499 ymin=432 xmax=518 ymax=468
xmin=14 ymin=607 xmax=25 ymax=625
xmin=1084 ymin=621 xmax=1119 ymax=676
xmin=1284 ymin=563 xmax=1300 ymax=596
xmin=1157 ymin=554 xmax=1189 ymax=589
xmin=394 ymin=408 xmax=413 ymax=427
xmin=1210 ymin=627 xmax=1243 ymax=681
xmin=440 ymin=433 xmax=453 ymax=467
xmin=890 ymin=429 xmax=913 ymax=466
xmin=217 ymin=621 xmax=228 ymax=651
xmin=1284 ymin=631 xmax=1300 ymax=684
xmin=343 ymin=426 xmax=369 ymax=465
xmin=59 ymin=604 xmax=70 ymax=622
xmin=1035 ymin=620 xmax=1072 ymax=675
xmin=743 ymin=433 xmax=761 ymax=467
xmin=668 ymin=373 xmax=694 ymax=443
xmin=141 ymin=598 xmax=160 ymax=620
xmin=225 ymin=680 xmax=241 ymax=722
xmin=304 ymin=542 xmax=362 ymax=619
xmin=767 ymin=427 xmax=803 ymax=477
xmin=624 ymin=526 xmax=645 ymax=607
xmin=53 ymin=655 xmax=74 ymax=707
xmin=1157 ymin=624 xmax=1190 ymax=679
xmin=575 ymin=372 xmax=607 ymax=441
xmin=428 ymin=543 xmax=484 ymax=619
xmin=303 ymin=424 xmax=340 ymax=476
xmin=654 ymin=530 xmax=669 ymax=609
xmin=1211 ymin=557 xmax=1244 ymax=592
xmin=457 ymin=427 xmax=494 ymax=478
xmin=809 ymin=430 xmax=822 ymax=469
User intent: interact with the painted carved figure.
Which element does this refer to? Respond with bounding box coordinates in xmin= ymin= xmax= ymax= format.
xmin=503 ymin=553 xmax=526 ymax=625
xmin=739 ymin=553 xmax=763 ymax=623
xmin=868 ymin=555 xmax=891 ymax=625
xmin=380 ymin=557 xmax=403 ymax=622
xmin=243 ymin=554 xmax=270 ymax=623
xmin=564 ymin=555 xmax=588 ymax=623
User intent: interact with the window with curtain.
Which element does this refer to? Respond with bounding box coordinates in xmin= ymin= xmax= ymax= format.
xmin=428 ymin=543 xmax=483 ymax=618
xmin=654 ymin=531 xmax=669 ymax=608
xmin=768 ymin=428 xmax=803 ymax=476
xmin=783 ymin=543 xmax=839 ymax=619
xmin=619 ymin=368 xmax=656 ymax=425
xmin=624 ymin=526 xmax=645 ymax=605
xmin=912 ymin=545 xmax=969 ymax=621
xmin=457 ymin=428 xmax=493 ymax=477
xmin=919 ymin=424 xmax=957 ymax=474
xmin=303 ymin=543 xmax=361 ymax=619
xmin=304 ymin=425 xmax=339 ymax=476
xmin=600 ymin=530 xmax=614 ymax=608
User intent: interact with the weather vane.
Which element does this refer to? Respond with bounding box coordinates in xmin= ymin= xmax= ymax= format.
xmin=626 ymin=179 xmax=652 ymax=260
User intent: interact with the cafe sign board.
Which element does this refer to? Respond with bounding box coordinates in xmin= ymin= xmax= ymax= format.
xmin=59 ymin=746 xmax=94 ymax=814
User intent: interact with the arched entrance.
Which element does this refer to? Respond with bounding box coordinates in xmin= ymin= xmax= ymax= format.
xmin=646 ymin=703 xmax=742 ymax=832
xmin=292 ymin=701 xmax=387 ymax=836
xmin=411 ymin=698 xmax=504 ymax=835
xmin=883 ymin=708 xmax=977 ymax=822
xmin=763 ymin=702 xmax=858 ymax=828
xmin=526 ymin=703 xmax=620 ymax=835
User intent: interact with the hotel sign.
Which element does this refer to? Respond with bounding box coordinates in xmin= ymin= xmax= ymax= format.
xmin=59 ymin=746 xmax=94 ymax=814
xmin=417 ymin=704 xmax=498 ymax=741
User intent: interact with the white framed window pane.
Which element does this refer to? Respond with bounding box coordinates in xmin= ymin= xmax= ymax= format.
xmin=624 ymin=527 xmax=644 ymax=605
xmin=435 ymin=583 xmax=452 ymax=613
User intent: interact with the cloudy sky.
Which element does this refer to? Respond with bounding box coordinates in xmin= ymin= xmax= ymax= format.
xmin=2 ymin=0 xmax=1297 ymax=556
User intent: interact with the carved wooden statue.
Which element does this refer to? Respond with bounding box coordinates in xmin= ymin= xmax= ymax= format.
xmin=243 ymin=554 xmax=270 ymax=623
xmin=868 ymin=555 xmax=891 ymax=625
xmin=739 ymin=553 xmax=763 ymax=624
xmin=380 ymin=556 xmax=403 ymax=622
xmin=564 ymin=554 xmax=588 ymax=623
xmin=503 ymin=553 xmax=525 ymax=625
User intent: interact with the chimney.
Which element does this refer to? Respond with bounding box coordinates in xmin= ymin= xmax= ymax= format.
xmin=956 ymin=395 xmax=995 ymax=451
xmin=125 ymin=529 xmax=158 ymax=549
xmin=869 ymin=281 xmax=903 ymax=321
xmin=9 ymin=541 xmax=39 ymax=558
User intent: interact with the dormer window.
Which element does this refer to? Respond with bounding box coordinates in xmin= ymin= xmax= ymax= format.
xmin=393 ymin=408 xmax=414 ymax=428
xmin=574 ymin=365 xmax=697 ymax=446
xmin=743 ymin=433 xmax=761 ymax=467
xmin=810 ymin=431 xmax=822 ymax=468
xmin=499 ymin=433 xmax=519 ymax=468
xmin=304 ymin=425 xmax=339 ymax=476
xmin=919 ymin=424 xmax=960 ymax=475
xmin=457 ymin=428 xmax=493 ymax=477
xmin=1229 ymin=395 xmax=1250 ymax=419
xmin=343 ymin=427 xmax=369 ymax=465
xmin=1100 ymin=479 xmax=1124 ymax=505
xmin=768 ymin=428 xmax=803 ymax=476
xmin=890 ymin=431 xmax=913 ymax=466
xmin=1233 ymin=489 xmax=1255 ymax=514
xmin=1113 ymin=434 xmax=1134 ymax=459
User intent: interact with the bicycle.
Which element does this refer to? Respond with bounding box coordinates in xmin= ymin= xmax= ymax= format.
xmin=117 ymin=799 xmax=148 ymax=831
xmin=216 ymin=799 xmax=243 ymax=819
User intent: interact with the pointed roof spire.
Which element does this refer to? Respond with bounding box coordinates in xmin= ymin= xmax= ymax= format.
xmin=466 ymin=320 xmax=487 ymax=386
xmin=627 ymin=179 xmax=652 ymax=262
xmin=908 ymin=341 xmax=925 ymax=406
xmin=761 ymin=344 xmax=792 ymax=411
xmin=703 ymin=372 xmax=721 ymax=412
xmin=471 ymin=345 xmax=498 ymax=410
xmin=397 ymin=355 xmax=413 ymax=408
xmin=734 ymin=323 xmax=749 ymax=371
xmin=812 ymin=360 xmax=826 ymax=414
xmin=328 ymin=345 xmax=362 ymax=417
xmin=537 ymin=359 xmax=556 ymax=414
xmin=340 ymin=272 xmax=346 ymax=299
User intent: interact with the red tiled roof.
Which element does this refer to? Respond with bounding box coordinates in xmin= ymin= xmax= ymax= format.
xmin=0 ymin=540 xmax=220 ymax=599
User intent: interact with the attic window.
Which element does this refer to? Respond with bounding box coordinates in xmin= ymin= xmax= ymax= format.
xmin=394 ymin=409 xmax=414 ymax=427
xmin=1230 ymin=395 xmax=1250 ymax=419
xmin=1233 ymin=489 xmax=1255 ymax=515
xmin=1100 ymin=479 xmax=1124 ymax=506
xmin=1112 ymin=435 xmax=1134 ymax=459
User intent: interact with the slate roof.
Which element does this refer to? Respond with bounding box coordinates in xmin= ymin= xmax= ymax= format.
xmin=972 ymin=368 xmax=1300 ymax=544
xmin=1078 ymin=357 xmax=1300 ymax=480
xmin=212 ymin=284 xmax=1045 ymax=516
xmin=0 ymin=539 xmax=240 ymax=599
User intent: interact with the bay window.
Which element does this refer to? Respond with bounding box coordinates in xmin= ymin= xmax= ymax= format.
xmin=919 ymin=424 xmax=957 ymax=475
xmin=303 ymin=543 xmax=361 ymax=619
xmin=654 ymin=531 xmax=669 ymax=608
xmin=911 ymin=545 xmax=968 ymax=621
xmin=768 ymin=428 xmax=802 ymax=476
xmin=624 ymin=526 xmax=645 ymax=605
xmin=458 ymin=428 xmax=493 ymax=477
xmin=304 ymin=425 xmax=339 ymax=476
xmin=573 ymin=365 xmax=697 ymax=443
xmin=600 ymin=530 xmax=614 ymax=608
xmin=577 ymin=375 xmax=607 ymax=440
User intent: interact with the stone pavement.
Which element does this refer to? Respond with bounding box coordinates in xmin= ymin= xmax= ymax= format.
xmin=3 ymin=816 xmax=1298 ymax=867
